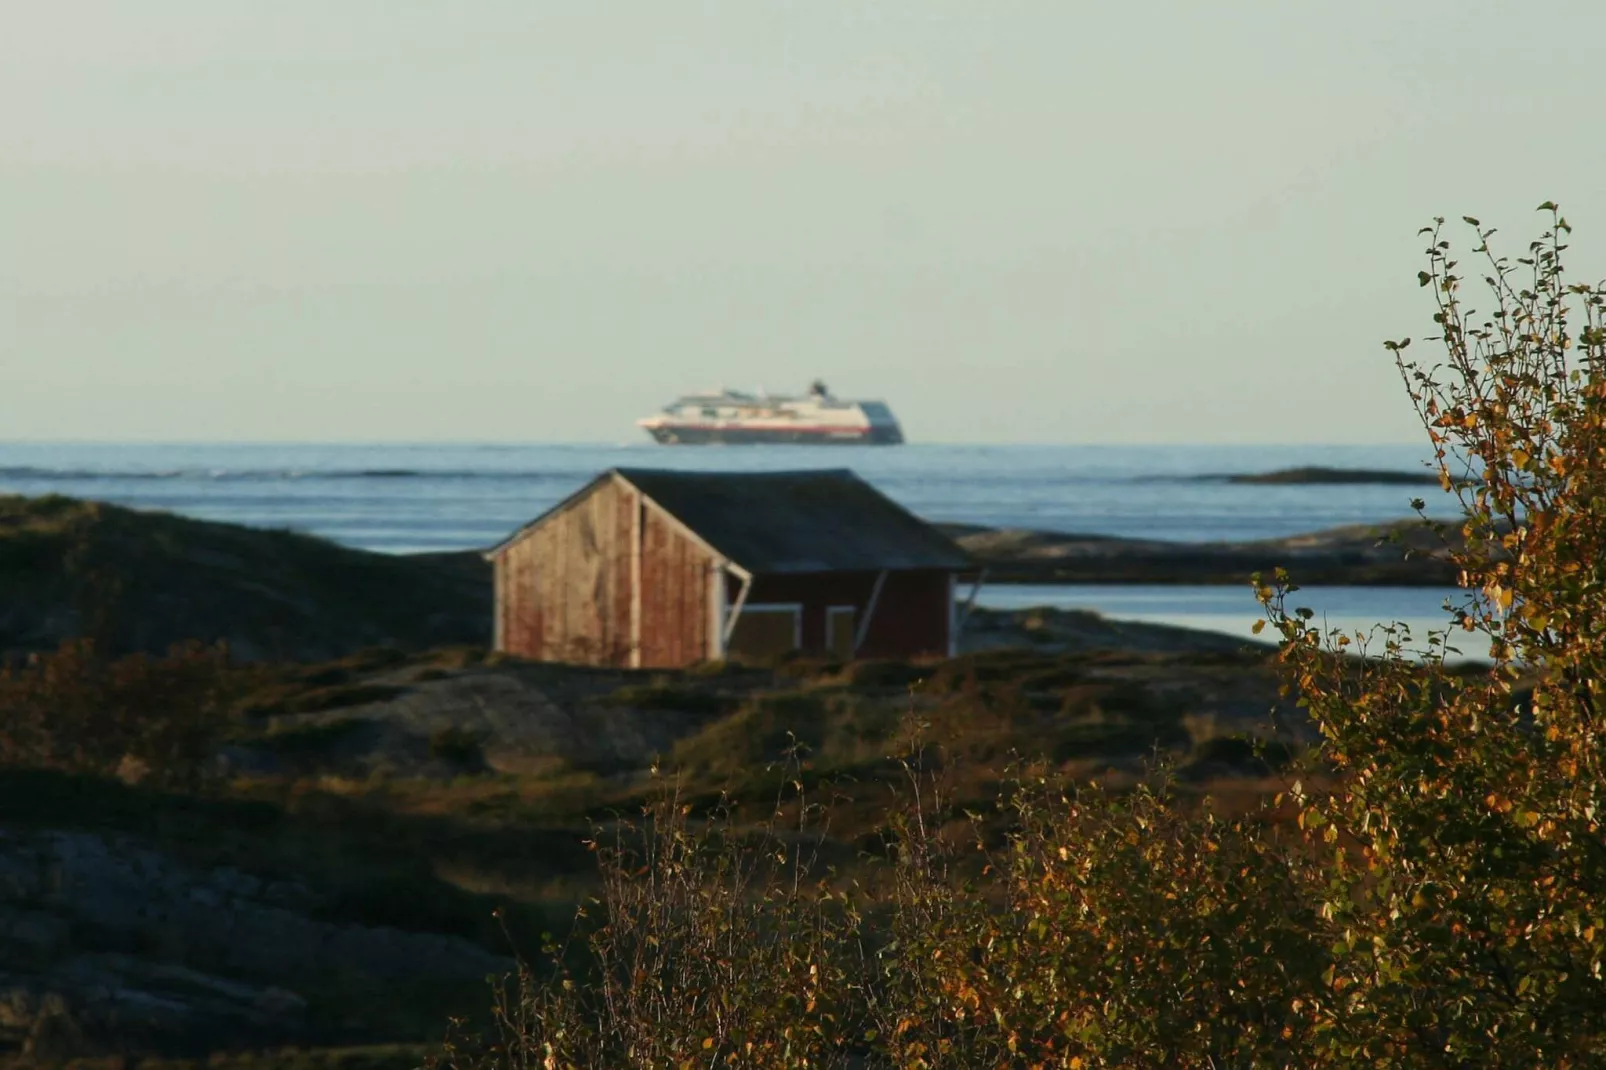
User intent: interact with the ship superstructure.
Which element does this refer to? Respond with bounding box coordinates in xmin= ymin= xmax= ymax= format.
xmin=636 ymin=381 xmax=904 ymax=445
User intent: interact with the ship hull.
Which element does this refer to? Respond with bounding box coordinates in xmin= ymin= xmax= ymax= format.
xmin=645 ymin=424 xmax=903 ymax=445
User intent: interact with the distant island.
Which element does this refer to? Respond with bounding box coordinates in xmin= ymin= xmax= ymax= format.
xmin=1199 ymin=466 xmax=1463 ymax=487
xmin=939 ymin=517 xmax=1461 ymax=586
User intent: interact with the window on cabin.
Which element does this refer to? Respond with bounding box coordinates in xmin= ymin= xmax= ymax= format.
xmin=727 ymin=605 xmax=801 ymax=661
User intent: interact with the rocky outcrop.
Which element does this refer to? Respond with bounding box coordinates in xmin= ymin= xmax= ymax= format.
xmin=0 ymin=495 xmax=491 ymax=663
xmin=1210 ymin=466 xmax=1448 ymax=486
xmin=0 ymin=829 xmax=510 ymax=1059
xmin=946 ymin=519 xmax=1461 ymax=586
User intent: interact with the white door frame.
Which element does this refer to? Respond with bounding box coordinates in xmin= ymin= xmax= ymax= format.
xmin=826 ymin=605 xmax=855 ymax=658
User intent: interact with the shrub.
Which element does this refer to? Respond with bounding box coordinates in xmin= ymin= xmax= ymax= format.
xmin=434 ymin=761 xmax=1323 ymax=1069
xmin=1258 ymin=205 xmax=1606 ymax=1064
xmin=433 ymin=779 xmax=866 ymax=1070
xmin=607 ymin=681 xmax=735 ymax=717
xmin=667 ymin=692 xmax=829 ymax=781
xmin=875 ymin=774 xmax=1326 ymax=1068
xmin=836 ymin=659 xmax=928 ymax=690
xmin=0 ymin=639 xmax=231 ymax=789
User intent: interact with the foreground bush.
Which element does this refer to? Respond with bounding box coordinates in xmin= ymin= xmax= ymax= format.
xmin=876 ymin=776 xmax=1325 ymax=1068
xmin=434 ymin=765 xmax=1319 ymax=1069
xmin=1255 ymin=205 xmax=1606 ymax=1065
xmin=435 ymin=778 xmax=868 ymax=1069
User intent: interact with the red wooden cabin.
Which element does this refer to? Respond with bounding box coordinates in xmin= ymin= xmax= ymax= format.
xmin=485 ymin=468 xmax=980 ymax=668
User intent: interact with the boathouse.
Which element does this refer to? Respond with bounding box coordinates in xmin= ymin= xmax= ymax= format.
xmin=484 ymin=468 xmax=979 ymax=668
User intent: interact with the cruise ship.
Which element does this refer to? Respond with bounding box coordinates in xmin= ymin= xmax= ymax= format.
xmin=636 ymin=381 xmax=904 ymax=445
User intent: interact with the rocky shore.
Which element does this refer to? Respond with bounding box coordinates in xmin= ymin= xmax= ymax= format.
xmin=945 ymin=517 xmax=1458 ymax=586
xmin=0 ymin=827 xmax=509 ymax=1058
xmin=1197 ymin=465 xmax=1449 ymax=486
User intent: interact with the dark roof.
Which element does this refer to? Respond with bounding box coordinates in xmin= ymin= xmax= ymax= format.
xmin=614 ymin=468 xmax=973 ymax=574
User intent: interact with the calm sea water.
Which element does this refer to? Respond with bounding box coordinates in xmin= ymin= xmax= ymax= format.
xmin=1 ymin=441 xmax=1471 ymax=643
xmin=976 ymin=584 xmax=1483 ymax=659
xmin=1 ymin=442 xmax=1456 ymax=553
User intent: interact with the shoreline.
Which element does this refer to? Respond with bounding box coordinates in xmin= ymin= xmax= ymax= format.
xmin=939 ymin=518 xmax=1457 ymax=587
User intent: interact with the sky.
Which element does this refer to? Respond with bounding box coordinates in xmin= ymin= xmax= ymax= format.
xmin=3 ymin=1 xmax=1605 ymax=445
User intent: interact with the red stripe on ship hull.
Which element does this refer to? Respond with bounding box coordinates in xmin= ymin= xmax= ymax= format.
xmin=645 ymin=424 xmax=872 ymax=435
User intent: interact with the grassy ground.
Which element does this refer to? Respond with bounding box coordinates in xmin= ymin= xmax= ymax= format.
xmin=210 ymin=640 xmax=1301 ymax=905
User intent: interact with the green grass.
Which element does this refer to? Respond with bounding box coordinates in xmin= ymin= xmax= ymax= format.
xmin=607 ymin=681 xmax=739 ymax=717
xmin=251 ymin=717 xmax=374 ymax=756
xmin=244 ymin=684 xmax=411 ymax=716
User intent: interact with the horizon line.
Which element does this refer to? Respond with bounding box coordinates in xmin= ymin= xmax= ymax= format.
xmin=0 ymin=437 xmax=1434 ymax=449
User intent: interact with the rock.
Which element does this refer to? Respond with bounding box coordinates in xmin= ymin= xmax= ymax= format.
xmin=1 ymin=954 xmax=308 ymax=1058
xmin=0 ymin=495 xmax=491 ymax=663
xmin=0 ymin=909 xmax=70 ymax=969
xmin=0 ymin=828 xmax=512 ymax=1057
xmin=944 ymin=518 xmax=1463 ymax=586
xmin=1213 ymin=466 xmax=1450 ymax=486
xmin=238 ymin=664 xmax=714 ymax=780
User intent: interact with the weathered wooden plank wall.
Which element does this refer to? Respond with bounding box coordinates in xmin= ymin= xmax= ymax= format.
xmin=494 ymin=478 xmax=638 ymax=665
xmin=638 ymin=506 xmax=712 ymax=668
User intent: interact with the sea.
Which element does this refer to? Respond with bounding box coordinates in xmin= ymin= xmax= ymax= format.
xmin=0 ymin=441 xmax=1476 ymax=650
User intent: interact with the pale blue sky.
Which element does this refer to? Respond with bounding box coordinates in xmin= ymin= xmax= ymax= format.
xmin=3 ymin=1 xmax=1603 ymax=444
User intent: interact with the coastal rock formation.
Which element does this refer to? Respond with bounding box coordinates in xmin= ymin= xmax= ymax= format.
xmin=947 ymin=518 xmax=1461 ymax=586
xmin=1209 ymin=466 xmax=1449 ymax=486
xmin=1 ymin=495 xmax=490 ymax=662
xmin=962 ymin=605 xmax=1268 ymax=657
xmin=223 ymin=610 xmax=1281 ymax=782
xmin=239 ymin=657 xmax=722 ymax=780
xmin=0 ymin=829 xmax=510 ymax=1059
